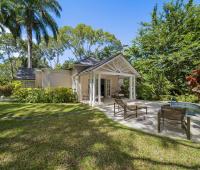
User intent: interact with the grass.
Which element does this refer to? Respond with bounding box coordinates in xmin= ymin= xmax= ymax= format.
xmin=0 ymin=103 xmax=200 ymax=170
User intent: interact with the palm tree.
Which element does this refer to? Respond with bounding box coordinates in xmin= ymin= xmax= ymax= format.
xmin=17 ymin=0 xmax=62 ymax=68
xmin=0 ymin=0 xmax=21 ymax=38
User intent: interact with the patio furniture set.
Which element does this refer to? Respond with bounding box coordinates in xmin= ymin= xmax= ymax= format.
xmin=113 ymin=99 xmax=191 ymax=140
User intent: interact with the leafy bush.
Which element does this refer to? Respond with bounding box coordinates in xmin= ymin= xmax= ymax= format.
xmin=160 ymin=94 xmax=199 ymax=103
xmin=159 ymin=95 xmax=173 ymax=101
xmin=136 ymin=70 xmax=173 ymax=100
xmin=176 ymin=95 xmax=199 ymax=103
xmin=13 ymin=87 xmax=77 ymax=103
xmin=0 ymin=84 xmax=14 ymax=97
xmin=12 ymin=88 xmax=29 ymax=102
xmin=0 ymin=81 xmax=23 ymax=97
xmin=12 ymin=81 xmax=22 ymax=91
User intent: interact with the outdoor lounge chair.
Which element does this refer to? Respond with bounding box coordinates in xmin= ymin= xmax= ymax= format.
xmin=114 ymin=99 xmax=147 ymax=119
xmin=158 ymin=105 xmax=191 ymax=139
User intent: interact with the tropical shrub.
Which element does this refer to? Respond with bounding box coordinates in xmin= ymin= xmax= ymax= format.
xmin=13 ymin=88 xmax=77 ymax=103
xmin=0 ymin=84 xmax=13 ymax=97
xmin=176 ymin=95 xmax=199 ymax=103
xmin=159 ymin=95 xmax=173 ymax=101
xmin=12 ymin=88 xmax=29 ymax=102
xmin=136 ymin=67 xmax=173 ymax=100
xmin=160 ymin=94 xmax=199 ymax=103
xmin=126 ymin=0 xmax=200 ymax=96
xmin=12 ymin=81 xmax=22 ymax=91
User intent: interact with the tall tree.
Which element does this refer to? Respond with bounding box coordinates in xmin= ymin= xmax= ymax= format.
xmin=16 ymin=0 xmax=62 ymax=68
xmin=127 ymin=0 xmax=200 ymax=98
xmin=58 ymin=24 xmax=122 ymax=60
xmin=0 ymin=34 xmax=23 ymax=78
xmin=0 ymin=0 xmax=21 ymax=38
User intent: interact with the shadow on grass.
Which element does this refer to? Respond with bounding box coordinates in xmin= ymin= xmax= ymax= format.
xmin=0 ymin=103 xmax=200 ymax=169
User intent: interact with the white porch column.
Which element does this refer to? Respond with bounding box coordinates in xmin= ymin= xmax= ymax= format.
xmin=41 ymin=71 xmax=44 ymax=88
xmin=79 ymin=76 xmax=82 ymax=101
xmin=133 ymin=75 xmax=136 ymax=99
xmin=129 ymin=76 xmax=133 ymax=99
xmin=75 ymin=77 xmax=79 ymax=100
xmin=98 ymin=74 xmax=101 ymax=104
xmin=92 ymin=73 xmax=96 ymax=106
xmin=89 ymin=74 xmax=93 ymax=105
xmin=72 ymin=75 xmax=76 ymax=93
xmin=47 ymin=70 xmax=51 ymax=87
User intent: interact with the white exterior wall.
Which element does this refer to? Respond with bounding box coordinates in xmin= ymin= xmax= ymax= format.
xmin=35 ymin=70 xmax=72 ymax=88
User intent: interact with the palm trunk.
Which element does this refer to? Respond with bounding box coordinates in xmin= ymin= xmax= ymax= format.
xmin=6 ymin=47 xmax=14 ymax=79
xmin=8 ymin=56 xmax=14 ymax=79
xmin=27 ymin=26 xmax=32 ymax=68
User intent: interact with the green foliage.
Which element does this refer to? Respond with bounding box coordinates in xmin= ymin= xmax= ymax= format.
xmin=1 ymin=0 xmax=62 ymax=68
xmin=13 ymin=87 xmax=77 ymax=103
xmin=119 ymin=79 xmax=129 ymax=98
xmin=127 ymin=0 xmax=200 ymax=99
xmin=159 ymin=95 xmax=174 ymax=101
xmin=13 ymin=88 xmax=30 ymax=102
xmin=134 ymin=59 xmax=173 ymax=100
xmin=0 ymin=33 xmax=51 ymax=69
xmin=0 ymin=81 xmax=22 ymax=97
xmin=0 ymin=103 xmax=200 ymax=169
xmin=58 ymin=24 xmax=122 ymax=60
xmin=0 ymin=0 xmax=21 ymax=38
xmin=0 ymin=34 xmax=23 ymax=81
xmin=160 ymin=94 xmax=199 ymax=103
xmin=11 ymin=81 xmax=22 ymax=90
xmin=54 ymin=60 xmax=74 ymax=70
xmin=0 ymin=62 xmax=13 ymax=85
xmin=61 ymin=60 xmax=74 ymax=70
xmin=0 ymin=84 xmax=13 ymax=97
xmin=176 ymin=94 xmax=199 ymax=103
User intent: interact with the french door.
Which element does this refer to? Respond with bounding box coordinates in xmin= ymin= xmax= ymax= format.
xmin=105 ymin=79 xmax=111 ymax=97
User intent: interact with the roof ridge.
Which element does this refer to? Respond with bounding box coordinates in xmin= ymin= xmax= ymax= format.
xmin=78 ymin=53 xmax=123 ymax=75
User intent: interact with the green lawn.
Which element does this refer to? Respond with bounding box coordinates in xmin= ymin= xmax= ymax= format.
xmin=0 ymin=103 xmax=200 ymax=170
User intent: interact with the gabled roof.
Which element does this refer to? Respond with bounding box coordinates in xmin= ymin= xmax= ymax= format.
xmin=79 ymin=53 xmax=140 ymax=76
xmin=15 ymin=68 xmax=36 ymax=80
xmin=78 ymin=54 xmax=119 ymax=74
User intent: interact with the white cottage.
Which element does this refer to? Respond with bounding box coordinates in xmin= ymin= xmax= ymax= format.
xmin=15 ymin=53 xmax=140 ymax=106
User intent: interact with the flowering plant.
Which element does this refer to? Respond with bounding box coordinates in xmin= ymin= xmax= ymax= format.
xmin=186 ymin=69 xmax=200 ymax=101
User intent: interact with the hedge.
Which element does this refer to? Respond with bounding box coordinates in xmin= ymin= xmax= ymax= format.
xmin=160 ymin=94 xmax=199 ymax=103
xmin=0 ymin=84 xmax=13 ymax=97
xmin=13 ymin=88 xmax=77 ymax=103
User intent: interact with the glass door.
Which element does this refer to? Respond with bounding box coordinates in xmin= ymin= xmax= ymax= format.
xmin=105 ymin=79 xmax=111 ymax=97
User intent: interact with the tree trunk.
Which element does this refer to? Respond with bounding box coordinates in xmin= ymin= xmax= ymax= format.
xmin=6 ymin=47 xmax=14 ymax=79
xmin=27 ymin=26 xmax=32 ymax=68
xmin=8 ymin=56 xmax=14 ymax=79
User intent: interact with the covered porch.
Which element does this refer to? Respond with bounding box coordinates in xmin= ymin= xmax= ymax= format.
xmin=86 ymin=72 xmax=136 ymax=106
xmin=73 ymin=54 xmax=140 ymax=106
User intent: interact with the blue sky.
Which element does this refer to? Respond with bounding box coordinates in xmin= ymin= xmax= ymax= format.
xmin=55 ymin=0 xmax=199 ymax=64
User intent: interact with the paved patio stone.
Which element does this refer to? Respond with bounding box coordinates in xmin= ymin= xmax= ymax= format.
xmin=95 ymin=99 xmax=200 ymax=142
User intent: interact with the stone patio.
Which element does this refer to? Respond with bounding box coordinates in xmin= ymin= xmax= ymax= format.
xmin=95 ymin=99 xmax=200 ymax=142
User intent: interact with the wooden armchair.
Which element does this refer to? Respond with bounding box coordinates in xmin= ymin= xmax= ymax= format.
xmin=158 ymin=105 xmax=191 ymax=139
xmin=114 ymin=99 xmax=147 ymax=119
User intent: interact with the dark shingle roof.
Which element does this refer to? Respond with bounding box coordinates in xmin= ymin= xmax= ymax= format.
xmin=15 ymin=68 xmax=36 ymax=80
